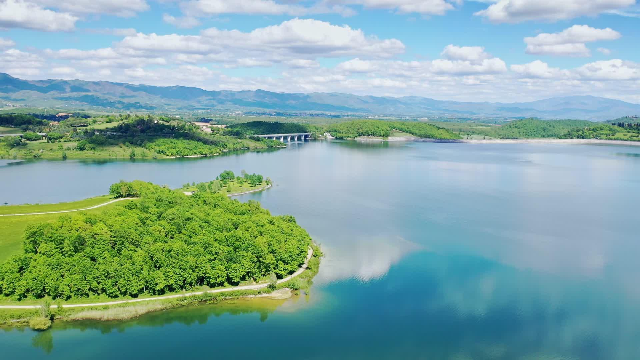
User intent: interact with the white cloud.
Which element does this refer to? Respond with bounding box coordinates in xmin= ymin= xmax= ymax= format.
xmin=224 ymin=58 xmax=273 ymax=68
xmin=335 ymin=45 xmax=507 ymax=77
xmin=0 ymin=48 xmax=44 ymax=77
xmin=334 ymin=0 xmax=459 ymax=15
xmin=120 ymin=18 xmax=405 ymax=59
xmin=525 ymin=43 xmax=591 ymax=57
xmin=162 ymin=14 xmax=201 ymax=29
xmin=0 ymin=0 xmax=78 ymax=32
xmin=576 ymin=59 xmax=640 ymax=80
xmin=597 ymin=47 xmax=612 ymax=55
xmin=182 ymin=0 xmax=307 ymax=16
xmin=284 ymin=59 xmax=320 ymax=68
xmin=0 ymin=37 xmax=15 ymax=48
xmin=476 ymin=0 xmax=636 ymax=23
xmin=31 ymin=0 xmax=149 ymax=17
xmin=524 ymin=25 xmax=622 ymax=57
xmin=525 ymin=25 xmax=621 ymax=45
xmin=441 ymin=45 xmax=492 ymax=62
xmin=511 ymin=60 xmax=571 ymax=78
xmin=181 ymin=0 xmax=457 ymax=18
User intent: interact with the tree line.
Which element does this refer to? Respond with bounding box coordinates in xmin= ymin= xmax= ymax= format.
xmin=321 ymin=120 xmax=461 ymax=140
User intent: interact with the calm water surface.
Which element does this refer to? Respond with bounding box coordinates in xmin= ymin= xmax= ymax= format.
xmin=2 ymin=141 xmax=640 ymax=359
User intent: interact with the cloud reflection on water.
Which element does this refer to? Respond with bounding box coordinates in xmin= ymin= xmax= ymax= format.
xmin=314 ymin=236 xmax=422 ymax=285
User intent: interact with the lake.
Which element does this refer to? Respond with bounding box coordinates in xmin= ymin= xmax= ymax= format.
xmin=2 ymin=141 xmax=640 ymax=359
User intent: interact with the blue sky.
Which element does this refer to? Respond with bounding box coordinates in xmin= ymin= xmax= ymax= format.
xmin=1 ymin=0 xmax=639 ymax=102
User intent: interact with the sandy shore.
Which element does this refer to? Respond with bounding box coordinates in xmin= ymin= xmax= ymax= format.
xmin=461 ymin=139 xmax=640 ymax=146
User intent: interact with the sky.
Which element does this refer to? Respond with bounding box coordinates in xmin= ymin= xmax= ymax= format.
xmin=0 ymin=0 xmax=639 ymax=103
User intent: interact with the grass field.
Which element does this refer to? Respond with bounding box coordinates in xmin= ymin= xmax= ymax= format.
xmin=0 ymin=195 xmax=113 ymax=215
xmin=89 ymin=121 xmax=124 ymax=129
xmin=0 ymin=126 xmax=21 ymax=135
xmin=0 ymin=199 xmax=134 ymax=262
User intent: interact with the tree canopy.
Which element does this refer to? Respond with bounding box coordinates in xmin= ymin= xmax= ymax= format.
xmin=323 ymin=120 xmax=460 ymax=140
xmin=0 ymin=181 xmax=311 ymax=300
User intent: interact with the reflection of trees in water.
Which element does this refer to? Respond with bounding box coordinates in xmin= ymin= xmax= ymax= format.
xmin=32 ymin=330 xmax=53 ymax=354
xmin=51 ymin=296 xmax=291 ymax=335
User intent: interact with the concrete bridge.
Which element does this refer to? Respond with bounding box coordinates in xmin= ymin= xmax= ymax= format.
xmin=255 ymin=133 xmax=311 ymax=142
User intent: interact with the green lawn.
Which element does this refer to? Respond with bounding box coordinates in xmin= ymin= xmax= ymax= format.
xmin=0 ymin=195 xmax=113 ymax=215
xmin=0 ymin=126 xmax=21 ymax=135
xmin=0 ymin=199 xmax=134 ymax=262
xmin=90 ymin=121 xmax=124 ymax=129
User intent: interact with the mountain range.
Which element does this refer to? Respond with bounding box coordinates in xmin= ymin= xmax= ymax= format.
xmin=1 ymin=73 xmax=639 ymax=121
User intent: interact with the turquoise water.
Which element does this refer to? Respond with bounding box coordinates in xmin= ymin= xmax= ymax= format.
xmin=2 ymin=141 xmax=640 ymax=359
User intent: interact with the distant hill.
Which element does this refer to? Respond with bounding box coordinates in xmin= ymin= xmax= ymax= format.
xmin=1 ymin=73 xmax=639 ymax=121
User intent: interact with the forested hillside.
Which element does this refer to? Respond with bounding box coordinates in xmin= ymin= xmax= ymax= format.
xmin=323 ymin=120 xmax=461 ymax=140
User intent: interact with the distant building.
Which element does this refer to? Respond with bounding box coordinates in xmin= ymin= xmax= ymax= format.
xmin=56 ymin=113 xmax=73 ymax=119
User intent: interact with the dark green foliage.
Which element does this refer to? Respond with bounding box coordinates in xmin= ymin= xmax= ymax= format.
xmin=244 ymin=173 xmax=263 ymax=186
xmin=227 ymin=121 xmax=309 ymax=136
xmin=0 ymin=181 xmax=311 ymax=300
xmin=46 ymin=132 xmax=64 ymax=143
xmin=109 ymin=180 xmax=148 ymax=198
xmin=560 ymin=123 xmax=640 ymax=141
xmin=75 ymin=140 xmax=94 ymax=151
xmin=219 ymin=170 xmax=235 ymax=182
xmin=492 ymin=119 xmax=594 ymax=139
xmin=1 ymin=136 xmax=23 ymax=148
xmin=0 ymin=114 xmax=48 ymax=127
xmin=22 ymin=132 xmax=42 ymax=141
xmin=324 ymin=120 xmax=460 ymax=140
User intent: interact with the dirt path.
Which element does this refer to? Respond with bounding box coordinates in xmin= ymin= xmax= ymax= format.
xmin=0 ymin=198 xmax=134 ymax=217
xmin=1 ymin=184 xmax=272 ymax=217
xmin=0 ymin=247 xmax=313 ymax=309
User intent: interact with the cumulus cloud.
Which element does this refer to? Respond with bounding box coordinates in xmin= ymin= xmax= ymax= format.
xmin=0 ymin=48 xmax=44 ymax=76
xmin=181 ymin=0 xmax=457 ymax=17
xmin=333 ymin=0 xmax=459 ymax=15
xmin=441 ymin=45 xmax=492 ymax=62
xmin=524 ymin=25 xmax=621 ymax=57
xmin=180 ymin=0 xmax=357 ymax=17
xmin=525 ymin=43 xmax=591 ymax=57
xmin=119 ymin=18 xmax=405 ymax=60
xmin=30 ymin=0 xmax=149 ymax=17
xmin=511 ymin=60 xmax=571 ymax=79
xmin=0 ymin=0 xmax=78 ymax=32
xmin=162 ymin=14 xmax=201 ymax=29
xmin=576 ymin=59 xmax=640 ymax=80
xmin=475 ymin=0 xmax=636 ymax=23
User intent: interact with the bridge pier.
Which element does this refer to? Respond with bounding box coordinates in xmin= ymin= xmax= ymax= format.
xmin=280 ymin=136 xmax=284 ymax=142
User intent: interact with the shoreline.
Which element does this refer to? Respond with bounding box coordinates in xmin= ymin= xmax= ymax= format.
xmin=459 ymin=139 xmax=640 ymax=146
xmin=353 ymin=136 xmax=640 ymax=146
xmin=0 ymin=247 xmax=313 ymax=310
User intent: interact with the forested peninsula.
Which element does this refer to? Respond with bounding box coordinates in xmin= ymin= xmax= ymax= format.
xmin=0 ymin=114 xmax=283 ymax=160
xmin=0 ymin=176 xmax=320 ymax=330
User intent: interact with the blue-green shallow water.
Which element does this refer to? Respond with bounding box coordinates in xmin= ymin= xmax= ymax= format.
xmin=2 ymin=141 xmax=640 ymax=359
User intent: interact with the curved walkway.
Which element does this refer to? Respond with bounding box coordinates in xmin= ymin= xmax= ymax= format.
xmin=1 ymin=184 xmax=272 ymax=217
xmin=0 ymin=247 xmax=313 ymax=309
xmin=0 ymin=198 xmax=134 ymax=217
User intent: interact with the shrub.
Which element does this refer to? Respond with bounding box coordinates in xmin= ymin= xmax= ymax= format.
xmin=29 ymin=317 xmax=52 ymax=331
xmin=22 ymin=132 xmax=42 ymax=141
